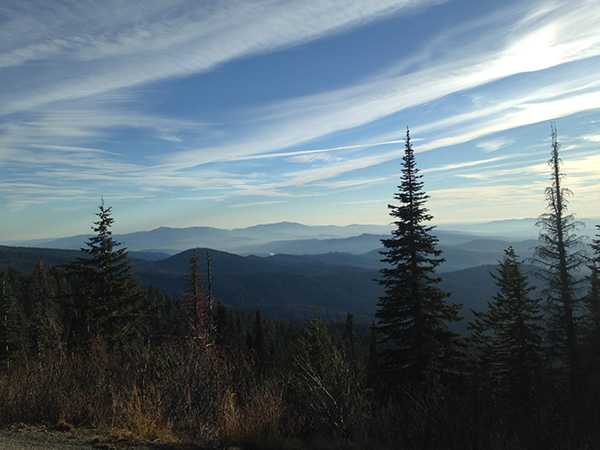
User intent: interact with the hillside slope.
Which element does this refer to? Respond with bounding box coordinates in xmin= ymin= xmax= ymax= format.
xmin=1 ymin=245 xmax=504 ymax=324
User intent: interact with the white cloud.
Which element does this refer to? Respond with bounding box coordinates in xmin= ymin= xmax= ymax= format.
xmin=2 ymin=0 xmax=600 ymax=237
xmin=228 ymin=200 xmax=287 ymax=208
xmin=317 ymin=178 xmax=389 ymax=189
xmin=455 ymin=174 xmax=486 ymax=180
xmin=564 ymin=153 xmax=600 ymax=175
xmin=423 ymin=156 xmax=509 ymax=174
xmin=476 ymin=138 xmax=514 ymax=153
xmin=161 ymin=0 xmax=600 ymax=171
xmin=4 ymin=0 xmax=598 ymax=174
xmin=287 ymin=153 xmax=343 ymax=164
xmin=582 ymin=134 xmax=600 ymax=144
xmin=1 ymin=0 xmax=438 ymax=113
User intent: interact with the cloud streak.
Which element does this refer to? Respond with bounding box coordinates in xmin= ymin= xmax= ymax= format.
xmin=161 ymin=0 xmax=600 ymax=172
xmin=1 ymin=0 xmax=599 ymax=239
xmin=1 ymin=0 xmax=435 ymax=113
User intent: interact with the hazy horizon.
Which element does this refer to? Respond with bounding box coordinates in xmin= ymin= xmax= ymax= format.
xmin=4 ymin=216 xmax=600 ymax=247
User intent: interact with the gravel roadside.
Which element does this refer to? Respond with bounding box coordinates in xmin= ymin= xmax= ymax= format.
xmin=0 ymin=423 xmax=196 ymax=450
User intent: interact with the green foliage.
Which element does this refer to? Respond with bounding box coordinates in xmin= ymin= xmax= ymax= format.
xmin=376 ymin=128 xmax=464 ymax=393
xmin=469 ymin=247 xmax=545 ymax=405
xmin=292 ymin=311 xmax=370 ymax=440
xmin=69 ymin=199 xmax=145 ymax=345
xmin=298 ymin=312 xmax=332 ymax=372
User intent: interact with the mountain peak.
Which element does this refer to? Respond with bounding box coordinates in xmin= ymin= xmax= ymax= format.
xmin=234 ymin=221 xmax=307 ymax=231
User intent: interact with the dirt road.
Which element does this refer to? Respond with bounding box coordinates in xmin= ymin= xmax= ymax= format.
xmin=0 ymin=423 xmax=184 ymax=450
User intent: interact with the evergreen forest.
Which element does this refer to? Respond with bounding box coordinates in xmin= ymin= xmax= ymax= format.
xmin=1 ymin=124 xmax=600 ymax=449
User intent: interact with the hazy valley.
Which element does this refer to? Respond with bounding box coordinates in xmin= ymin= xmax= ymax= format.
xmin=2 ymin=219 xmax=573 ymax=325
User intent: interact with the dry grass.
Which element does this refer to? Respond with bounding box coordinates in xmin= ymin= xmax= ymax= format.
xmin=3 ymin=338 xmax=589 ymax=450
xmin=219 ymin=380 xmax=287 ymax=445
xmin=0 ymin=340 xmax=221 ymax=446
xmin=0 ymin=340 xmax=391 ymax=449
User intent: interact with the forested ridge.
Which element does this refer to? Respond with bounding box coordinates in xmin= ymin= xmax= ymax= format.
xmin=1 ymin=125 xmax=600 ymax=449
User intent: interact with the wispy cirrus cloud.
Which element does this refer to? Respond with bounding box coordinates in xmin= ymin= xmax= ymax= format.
xmin=1 ymin=0 xmax=437 ymax=113
xmin=582 ymin=134 xmax=600 ymax=144
xmin=1 ymin=0 xmax=599 ymax=238
xmin=476 ymin=138 xmax=514 ymax=153
xmin=229 ymin=200 xmax=287 ymax=209
xmin=162 ymin=0 xmax=600 ymax=174
xmin=423 ymin=157 xmax=509 ymax=174
xmin=4 ymin=0 xmax=599 ymax=174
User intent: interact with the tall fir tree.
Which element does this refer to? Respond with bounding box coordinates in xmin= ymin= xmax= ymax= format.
xmin=376 ymin=128 xmax=464 ymax=393
xmin=533 ymin=123 xmax=586 ymax=400
xmin=70 ymin=198 xmax=143 ymax=345
xmin=298 ymin=310 xmax=332 ymax=375
xmin=469 ymin=247 xmax=544 ymax=405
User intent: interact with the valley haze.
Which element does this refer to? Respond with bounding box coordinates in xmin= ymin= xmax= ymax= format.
xmin=4 ymin=218 xmax=598 ymax=257
xmin=1 ymin=217 xmax=595 ymax=326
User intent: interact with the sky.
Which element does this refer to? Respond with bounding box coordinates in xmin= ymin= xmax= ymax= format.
xmin=1 ymin=0 xmax=599 ymax=241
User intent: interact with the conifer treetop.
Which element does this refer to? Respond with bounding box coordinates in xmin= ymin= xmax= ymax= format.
xmin=376 ymin=127 xmax=463 ymax=392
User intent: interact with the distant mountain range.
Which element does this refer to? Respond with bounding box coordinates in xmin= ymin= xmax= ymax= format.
xmin=3 ymin=219 xmax=595 ymax=325
xmin=4 ymin=222 xmax=393 ymax=255
xmin=6 ymin=218 xmax=588 ymax=256
xmin=1 ymin=220 xmax=547 ymax=272
xmin=438 ymin=217 xmax=599 ymax=240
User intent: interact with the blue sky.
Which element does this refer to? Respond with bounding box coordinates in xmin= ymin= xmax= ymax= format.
xmin=1 ymin=0 xmax=599 ymax=241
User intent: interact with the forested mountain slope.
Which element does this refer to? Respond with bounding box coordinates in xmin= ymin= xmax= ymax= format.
xmin=1 ymin=244 xmax=507 ymax=324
